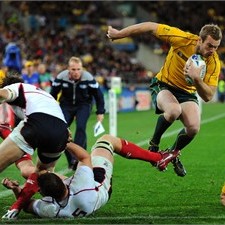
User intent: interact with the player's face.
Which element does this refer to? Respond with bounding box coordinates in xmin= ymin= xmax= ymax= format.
xmin=197 ymin=35 xmax=221 ymax=58
xmin=68 ymin=62 xmax=82 ymax=81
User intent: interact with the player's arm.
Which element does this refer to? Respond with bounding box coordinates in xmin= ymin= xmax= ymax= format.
xmin=0 ymin=88 xmax=16 ymax=103
xmin=194 ymin=81 xmax=216 ymax=102
xmin=184 ymin=62 xmax=216 ymax=101
xmin=107 ymin=22 xmax=159 ymax=40
xmin=50 ymin=76 xmax=62 ymax=100
xmin=66 ymin=142 xmax=92 ymax=169
xmin=91 ymin=84 xmax=105 ymax=119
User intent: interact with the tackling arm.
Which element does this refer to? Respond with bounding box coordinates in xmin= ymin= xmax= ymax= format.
xmin=66 ymin=142 xmax=92 ymax=168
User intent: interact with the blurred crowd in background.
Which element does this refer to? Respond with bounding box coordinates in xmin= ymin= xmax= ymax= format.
xmin=0 ymin=1 xmax=225 ymax=99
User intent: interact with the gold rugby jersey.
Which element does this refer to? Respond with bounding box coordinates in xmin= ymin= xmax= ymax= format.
xmin=154 ymin=24 xmax=221 ymax=93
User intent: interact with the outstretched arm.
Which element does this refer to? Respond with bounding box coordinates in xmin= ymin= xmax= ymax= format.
xmin=107 ymin=22 xmax=159 ymax=40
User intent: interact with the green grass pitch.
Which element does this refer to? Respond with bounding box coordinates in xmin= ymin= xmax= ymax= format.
xmin=0 ymin=102 xmax=225 ymax=224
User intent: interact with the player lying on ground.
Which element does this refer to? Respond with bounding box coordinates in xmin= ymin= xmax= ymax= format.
xmin=2 ymin=134 xmax=179 ymax=219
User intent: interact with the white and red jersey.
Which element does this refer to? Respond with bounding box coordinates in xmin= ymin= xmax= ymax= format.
xmin=32 ymin=165 xmax=110 ymax=218
xmin=3 ymin=83 xmax=66 ymax=123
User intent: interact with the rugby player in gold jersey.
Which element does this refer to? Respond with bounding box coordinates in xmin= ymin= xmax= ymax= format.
xmin=107 ymin=22 xmax=222 ymax=177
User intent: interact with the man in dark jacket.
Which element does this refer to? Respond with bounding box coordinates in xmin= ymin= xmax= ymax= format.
xmin=50 ymin=57 xmax=105 ymax=169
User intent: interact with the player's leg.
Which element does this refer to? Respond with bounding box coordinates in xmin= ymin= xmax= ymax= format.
xmin=15 ymin=154 xmax=35 ymax=179
xmin=149 ymin=89 xmax=181 ymax=151
xmin=173 ymin=101 xmax=200 ymax=150
xmin=91 ymin=134 xmax=179 ymax=171
xmin=0 ymin=121 xmax=35 ymax=179
xmin=91 ymin=139 xmax=114 ymax=205
xmin=0 ymin=137 xmax=25 ymax=172
xmin=170 ymin=101 xmax=200 ymax=177
xmin=0 ymin=121 xmax=36 ymax=180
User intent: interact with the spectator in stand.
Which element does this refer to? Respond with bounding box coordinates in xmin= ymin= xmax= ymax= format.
xmin=50 ymin=56 xmax=105 ymax=170
xmin=218 ymin=78 xmax=225 ymax=102
xmin=37 ymin=63 xmax=52 ymax=93
xmin=3 ymin=42 xmax=22 ymax=73
xmin=22 ymin=61 xmax=40 ymax=88
xmin=0 ymin=65 xmax=8 ymax=81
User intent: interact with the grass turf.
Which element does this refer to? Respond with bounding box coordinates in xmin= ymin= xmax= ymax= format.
xmin=0 ymin=102 xmax=225 ymax=224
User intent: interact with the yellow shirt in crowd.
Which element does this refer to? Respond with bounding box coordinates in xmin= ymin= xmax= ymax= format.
xmin=0 ymin=69 xmax=6 ymax=85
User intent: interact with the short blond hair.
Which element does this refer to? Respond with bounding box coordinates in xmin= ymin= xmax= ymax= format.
xmin=68 ymin=57 xmax=82 ymax=65
xmin=199 ymin=24 xmax=222 ymax=41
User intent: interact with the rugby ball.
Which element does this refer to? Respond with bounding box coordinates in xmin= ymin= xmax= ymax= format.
xmin=185 ymin=54 xmax=206 ymax=85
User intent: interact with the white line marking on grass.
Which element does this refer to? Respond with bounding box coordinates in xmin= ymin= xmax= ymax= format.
xmin=6 ymin=215 xmax=225 ymax=222
xmin=1 ymin=113 xmax=225 ymax=199
xmin=81 ymin=215 xmax=225 ymax=220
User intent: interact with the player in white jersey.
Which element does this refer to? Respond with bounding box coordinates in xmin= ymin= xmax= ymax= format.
xmin=0 ymin=73 xmax=69 ymax=218
xmin=2 ymin=134 xmax=179 ymax=219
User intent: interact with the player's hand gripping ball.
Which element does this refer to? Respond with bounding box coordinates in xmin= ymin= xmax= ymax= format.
xmin=185 ymin=54 xmax=206 ymax=85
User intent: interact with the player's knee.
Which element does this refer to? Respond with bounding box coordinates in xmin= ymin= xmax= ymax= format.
xmin=91 ymin=135 xmax=114 ymax=156
xmin=186 ymin=126 xmax=199 ymax=137
xmin=98 ymin=134 xmax=111 ymax=142
xmin=165 ymin=107 xmax=181 ymax=121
